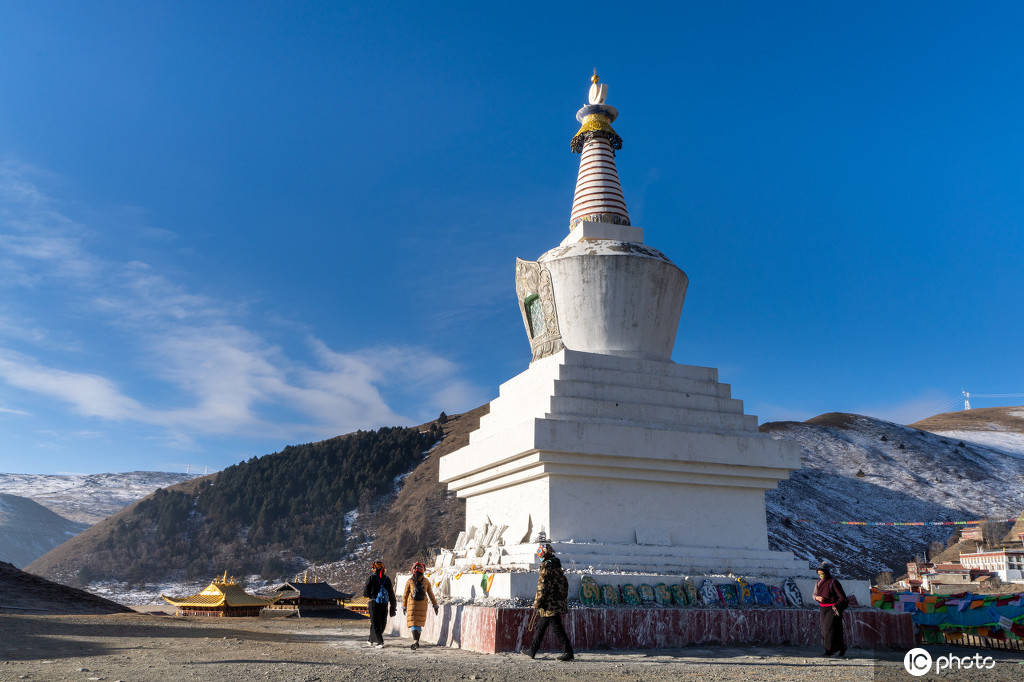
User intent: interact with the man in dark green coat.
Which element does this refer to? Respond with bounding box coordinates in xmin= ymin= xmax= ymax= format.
xmin=524 ymin=543 xmax=574 ymax=661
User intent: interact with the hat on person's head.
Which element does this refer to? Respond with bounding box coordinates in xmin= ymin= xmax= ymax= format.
xmin=372 ymin=560 xmax=385 ymax=573
xmin=817 ymin=562 xmax=832 ymax=576
xmin=535 ymin=543 xmax=554 ymax=559
xmin=411 ymin=562 xmax=426 ymax=574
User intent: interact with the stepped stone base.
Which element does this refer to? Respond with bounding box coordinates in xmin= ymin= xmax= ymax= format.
xmin=439 ymin=349 xmax=807 ymax=575
xmin=386 ymin=605 xmax=914 ymax=653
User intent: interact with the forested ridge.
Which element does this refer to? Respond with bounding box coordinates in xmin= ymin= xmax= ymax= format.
xmin=65 ymin=424 xmax=442 ymax=584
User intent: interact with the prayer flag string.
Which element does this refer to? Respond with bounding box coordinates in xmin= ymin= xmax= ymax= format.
xmin=791 ymin=518 xmax=1018 ymax=526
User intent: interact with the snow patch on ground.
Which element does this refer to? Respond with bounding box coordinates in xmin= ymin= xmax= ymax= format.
xmin=929 ymin=430 xmax=1024 ymax=458
xmin=88 ymin=574 xmax=280 ymax=607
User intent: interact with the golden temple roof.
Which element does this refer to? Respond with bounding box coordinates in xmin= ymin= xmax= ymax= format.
xmin=161 ymin=573 xmax=276 ymax=608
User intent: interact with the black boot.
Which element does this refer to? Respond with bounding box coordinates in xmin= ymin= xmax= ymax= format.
xmin=522 ymin=648 xmax=536 ymax=659
xmin=411 ymin=630 xmax=420 ymax=650
xmin=558 ymin=652 xmax=574 ymax=662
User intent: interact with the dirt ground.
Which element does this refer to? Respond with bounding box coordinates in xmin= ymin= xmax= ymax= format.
xmin=2 ymin=613 xmax=1024 ymax=681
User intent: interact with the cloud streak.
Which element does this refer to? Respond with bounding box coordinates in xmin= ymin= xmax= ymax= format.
xmin=0 ymin=162 xmax=481 ymax=449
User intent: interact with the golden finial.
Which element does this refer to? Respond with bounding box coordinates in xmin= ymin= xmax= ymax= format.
xmin=591 ymin=69 xmax=599 ymax=85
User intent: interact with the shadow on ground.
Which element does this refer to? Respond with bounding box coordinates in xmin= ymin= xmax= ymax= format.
xmin=0 ymin=614 xmax=362 ymax=661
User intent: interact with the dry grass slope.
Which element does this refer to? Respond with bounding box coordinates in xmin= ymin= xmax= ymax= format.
xmin=366 ymin=404 xmax=487 ymax=582
xmin=910 ymin=406 xmax=1024 ymax=433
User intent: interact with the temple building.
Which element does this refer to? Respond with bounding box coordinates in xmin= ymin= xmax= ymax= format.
xmin=161 ymin=572 xmax=276 ymax=617
xmin=266 ymin=575 xmax=352 ymax=617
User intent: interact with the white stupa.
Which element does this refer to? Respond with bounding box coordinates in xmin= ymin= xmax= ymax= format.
xmin=435 ymin=73 xmax=814 ymax=596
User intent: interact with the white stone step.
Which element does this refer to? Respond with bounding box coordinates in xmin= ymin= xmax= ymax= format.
xmin=557 ymin=364 xmax=731 ymax=398
xmin=474 ymin=395 xmax=546 ymax=435
xmin=481 ymin=550 xmax=809 ymax=574
xmin=552 ymin=378 xmax=743 ymax=413
xmin=537 ymin=413 xmax=763 ymax=440
xmin=479 ymin=375 xmax=742 ymax=437
xmin=504 ymin=541 xmax=797 ymax=561
xmin=547 ymin=396 xmax=759 ymax=432
xmin=562 ymin=350 xmax=718 ymax=382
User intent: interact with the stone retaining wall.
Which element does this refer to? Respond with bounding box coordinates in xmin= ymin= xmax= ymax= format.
xmin=387 ymin=605 xmax=914 ymax=653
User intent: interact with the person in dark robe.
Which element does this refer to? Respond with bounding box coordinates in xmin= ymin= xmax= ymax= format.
xmin=813 ymin=563 xmax=848 ymax=657
xmin=363 ymin=560 xmax=396 ymax=648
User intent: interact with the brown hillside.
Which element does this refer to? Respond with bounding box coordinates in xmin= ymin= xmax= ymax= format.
xmin=1003 ymin=511 xmax=1024 ymax=546
xmin=0 ymin=561 xmax=131 ymax=614
xmin=910 ymin=406 xmax=1024 ymax=433
xmin=804 ymin=412 xmax=869 ymax=429
xmin=26 ymin=475 xmax=214 ymax=585
xmin=929 ymin=518 xmax=1017 ymax=565
xmin=29 ymin=408 xmax=486 ymax=593
xmin=366 ymin=404 xmax=486 ymax=580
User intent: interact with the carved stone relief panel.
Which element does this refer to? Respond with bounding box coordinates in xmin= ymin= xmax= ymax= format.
xmin=514 ymin=258 xmax=565 ymax=361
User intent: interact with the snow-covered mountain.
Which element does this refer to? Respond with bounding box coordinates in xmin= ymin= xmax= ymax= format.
xmin=0 ymin=471 xmax=197 ymax=524
xmin=763 ymin=412 xmax=1024 ymax=579
xmin=0 ymin=493 xmax=89 ymax=567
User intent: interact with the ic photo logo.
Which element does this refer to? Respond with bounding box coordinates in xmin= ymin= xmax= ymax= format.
xmin=903 ymin=647 xmax=996 ymax=676
xmin=903 ymin=648 xmax=932 ymax=676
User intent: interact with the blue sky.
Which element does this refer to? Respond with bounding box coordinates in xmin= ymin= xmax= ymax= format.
xmin=1 ymin=2 xmax=1022 ymax=474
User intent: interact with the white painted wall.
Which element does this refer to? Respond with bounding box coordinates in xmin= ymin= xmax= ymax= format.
xmin=465 ymin=478 xmax=550 ymax=545
xmin=538 ymin=241 xmax=687 ymax=361
xmin=548 ymin=477 xmax=770 ymax=550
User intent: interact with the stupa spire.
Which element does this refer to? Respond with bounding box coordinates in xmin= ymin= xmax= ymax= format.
xmin=569 ymin=71 xmax=630 ymax=230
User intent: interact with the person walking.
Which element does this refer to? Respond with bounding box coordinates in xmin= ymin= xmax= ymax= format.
xmin=813 ymin=563 xmax=848 ymax=657
xmin=363 ymin=560 xmax=396 ymax=648
xmin=524 ymin=543 xmax=574 ymax=661
xmin=402 ymin=561 xmax=439 ymax=650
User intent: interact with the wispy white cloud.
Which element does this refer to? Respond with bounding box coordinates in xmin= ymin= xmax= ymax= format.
xmin=430 ymin=379 xmax=489 ymax=415
xmin=0 ymin=406 xmax=31 ymax=417
xmin=0 ymin=348 xmax=144 ymax=420
xmin=0 ymin=161 xmax=483 ymax=447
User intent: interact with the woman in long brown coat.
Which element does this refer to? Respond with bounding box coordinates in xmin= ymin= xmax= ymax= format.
xmin=402 ymin=562 xmax=438 ymax=650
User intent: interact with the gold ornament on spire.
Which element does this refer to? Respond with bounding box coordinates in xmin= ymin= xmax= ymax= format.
xmin=573 ymin=71 xmax=620 ymax=152
xmin=588 ymin=71 xmax=608 ymax=106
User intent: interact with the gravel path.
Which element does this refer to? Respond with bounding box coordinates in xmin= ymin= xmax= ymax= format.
xmin=2 ymin=613 xmax=1023 ymax=681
